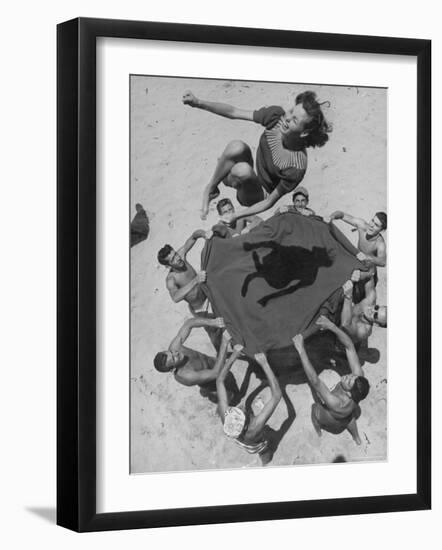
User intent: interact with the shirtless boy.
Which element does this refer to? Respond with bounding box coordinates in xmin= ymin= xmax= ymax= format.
xmin=183 ymin=89 xmax=331 ymax=221
xmin=341 ymin=279 xmax=387 ymax=345
xmin=158 ymin=229 xmax=210 ymax=313
xmin=329 ymin=210 xmax=387 ymax=267
xmin=293 ymin=316 xmax=370 ymax=445
xmin=217 ymin=343 xmax=282 ymax=454
xmin=153 ymin=317 xmax=227 ymax=396
xmin=216 ymin=198 xmax=262 ymax=236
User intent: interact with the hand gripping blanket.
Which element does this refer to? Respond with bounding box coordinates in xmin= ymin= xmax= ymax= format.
xmin=201 ymin=212 xmax=363 ymax=359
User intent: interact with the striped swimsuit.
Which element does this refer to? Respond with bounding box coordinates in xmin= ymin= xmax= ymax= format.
xmin=253 ymin=105 xmax=307 ymax=195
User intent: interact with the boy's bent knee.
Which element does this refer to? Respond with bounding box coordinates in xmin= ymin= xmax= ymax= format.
xmin=230 ymin=161 xmax=254 ymax=181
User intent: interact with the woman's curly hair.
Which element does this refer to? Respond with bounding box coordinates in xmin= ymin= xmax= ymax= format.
xmin=295 ymin=91 xmax=332 ymax=148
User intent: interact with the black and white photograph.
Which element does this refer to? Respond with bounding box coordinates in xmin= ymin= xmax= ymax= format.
xmin=0 ymin=0 xmax=436 ymax=543
xmin=130 ymin=76 xmax=387 ymax=473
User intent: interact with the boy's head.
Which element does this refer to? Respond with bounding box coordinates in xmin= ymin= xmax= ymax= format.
xmin=367 ymin=212 xmax=387 ymax=237
xmin=157 ymin=244 xmax=186 ymax=271
xmin=292 ymin=187 xmax=309 ymax=211
xmin=153 ymin=350 xmax=185 ymax=372
xmin=283 ymin=91 xmax=332 ymax=149
xmin=362 ymin=304 xmax=387 ymax=328
xmin=217 ymin=198 xmax=235 ymax=217
xmin=340 ymin=374 xmax=370 ymax=404
xmin=350 ymin=376 xmax=370 ymax=403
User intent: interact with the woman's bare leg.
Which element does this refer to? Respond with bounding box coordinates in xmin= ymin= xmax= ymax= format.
xmin=201 ymin=140 xmax=255 ymax=218
xmin=229 ymin=163 xmax=264 ymax=206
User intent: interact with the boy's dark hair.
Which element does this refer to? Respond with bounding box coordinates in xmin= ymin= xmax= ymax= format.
xmin=157 ymin=244 xmax=173 ymax=265
xmin=350 ymin=376 xmax=370 ymax=403
xmin=375 ymin=211 xmax=387 ymax=230
xmin=153 ymin=352 xmax=169 ymax=372
xmin=217 ymin=198 xmax=233 ymax=215
xmin=295 ymin=91 xmax=332 ymax=148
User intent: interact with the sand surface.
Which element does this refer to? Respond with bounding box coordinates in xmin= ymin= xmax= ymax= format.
xmin=130 ymin=76 xmax=387 ymax=473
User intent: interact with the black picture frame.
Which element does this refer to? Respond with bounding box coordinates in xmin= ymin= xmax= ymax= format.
xmin=57 ymin=17 xmax=431 ymax=532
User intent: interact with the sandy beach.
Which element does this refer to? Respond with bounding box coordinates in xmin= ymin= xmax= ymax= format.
xmin=130 ymin=76 xmax=387 ymax=474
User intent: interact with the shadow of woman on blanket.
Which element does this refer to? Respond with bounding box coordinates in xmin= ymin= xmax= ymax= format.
xmin=241 ymin=240 xmax=334 ymax=307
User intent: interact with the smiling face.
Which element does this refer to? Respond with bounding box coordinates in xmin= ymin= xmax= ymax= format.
xmin=218 ymin=202 xmax=235 ymax=217
xmin=367 ymin=215 xmax=384 ymax=237
xmin=363 ymin=304 xmax=387 ymax=326
xmin=293 ymin=194 xmax=308 ymax=211
xmin=280 ymin=102 xmax=312 ymax=137
xmin=165 ymin=250 xmax=186 ymax=271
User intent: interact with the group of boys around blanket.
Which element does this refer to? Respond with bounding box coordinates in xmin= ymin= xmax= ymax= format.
xmin=152 ymin=88 xmax=387 ymax=455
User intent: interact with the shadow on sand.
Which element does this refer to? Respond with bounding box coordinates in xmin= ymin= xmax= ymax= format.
xmin=130 ymin=203 xmax=150 ymax=247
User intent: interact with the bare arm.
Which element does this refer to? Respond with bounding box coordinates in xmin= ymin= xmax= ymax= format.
xmin=183 ymin=90 xmax=254 ymax=121
xmin=216 ymin=341 xmax=244 ymax=419
xmin=177 ymin=229 xmax=207 ymax=258
xmin=248 ymin=353 xmax=282 ymax=435
xmin=316 ymin=316 xmax=363 ymax=377
xmin=169 ymin=317 xmax=224 ymax=351
xmin=292 ymin=335 xmax=342 ymax=410
xmin=362 ymin=239 xmax=387 ymax=267
xmin=356 ymin=324 xmax=371 ymax=343
xmin=231 ymin=188 xmax=284 ymax=222
xmin=330 ymin=211 xmax=366 ymax=229
xmin=361 ymin=277 xmax=377 ymax=305
xmin=166 ymin=270 xmax=205 ymax=304
xmin=182 ymin=332 xmax=230 ymax=386
xmin=340 ymin=281 xmax=354 ymax=327
xmin=166 ymin=274 xmax=196 ymax=304
xmin=275 ymin=204 xmax=292 ymax=215
xmin=242 ymin=215 xmax=262 ymax=233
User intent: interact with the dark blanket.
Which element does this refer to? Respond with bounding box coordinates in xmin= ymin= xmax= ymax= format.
xmin=201 ymin=212 xmax=363 ymax=358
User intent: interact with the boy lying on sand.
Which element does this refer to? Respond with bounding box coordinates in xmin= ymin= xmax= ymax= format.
xmin=153 ymin=317 xmax=227 ymax=401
